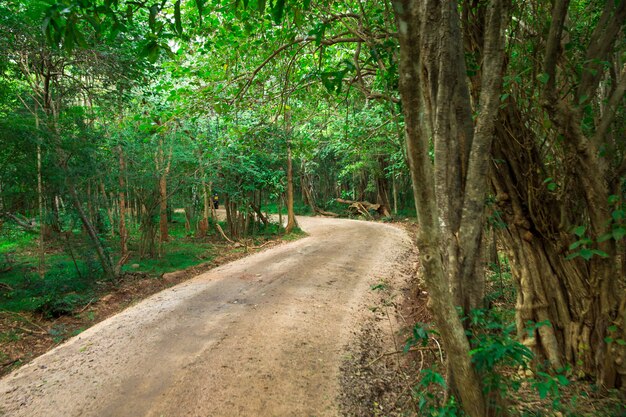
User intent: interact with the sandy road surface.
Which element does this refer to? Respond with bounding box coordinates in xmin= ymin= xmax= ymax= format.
xmin=0 ymin=217 xmax=411 ymax=417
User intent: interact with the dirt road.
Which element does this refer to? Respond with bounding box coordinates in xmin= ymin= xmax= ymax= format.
xmin=0 ymin=217 xmax=412 ymax=417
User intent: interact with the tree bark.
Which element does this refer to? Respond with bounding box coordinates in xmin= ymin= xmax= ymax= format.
xmin=285 ymin=110 xmax=297 ymax=233
xmin=157 ymin=137 xmax=172 ymax=243
xmin=392 ymin=1 xmax=495 ymax=415
xmin=37 ymin=142 xmax=45 ymax=278
xmin=393 ymin=0 xmax=511 ymax=413
xmin=117 ymin=145 xmax=128 ymax=257
xmin=536 ymin=0 xmax=625 ymax=387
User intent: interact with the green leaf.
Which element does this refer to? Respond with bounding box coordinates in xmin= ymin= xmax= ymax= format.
xmin=537 ymin=383 xmax=550 ymax=399
xmin=140 ymin=40 xmax=160 ymax=63
xmin=608 ymin=325 xmax=618 ymax=332
xmin=573 ymin=225 xmax=586 ymax=237
xmin=547 ymin=182 xmax=557 ymax=191
xmin=590 ymin=249 xmax=609 ymax=258
xmin=617 ymin=339 xmax=626 ymax=346
xmin=604 ymin=337 xmax=613 ymax=344
xmin=568 ymin=240 xmax=584 ymax=250
xmin=612 ymin=210 xmax=625 ymax=221
xmin=556 ymin=375 xmax=569 ymax=386
xmin=598 ymin=233 xmax=613 ymax=242
xmin=579 ymin=248 xmax=593 ymax=260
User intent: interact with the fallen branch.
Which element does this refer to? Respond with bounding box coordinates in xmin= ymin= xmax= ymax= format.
xmin=314 ymin=208 xmax=339 ymax=217
xmin=366 ymin=346 xmax=440 ymax=367
xmin=0 ymin=310 xmax=49 ymax=334
xmin=1 ymin=212 xmax=36 ymax=230
xmin=214 ymin=223 xmax=235 ymax=244
xmin=247 ymin=240 xmax=276 ymax=250
xmin=77 ymin=298 xmax=96 ymax=313
xmin=335 ymin=198 xmax=386 ymax=217
xmin=14 ymin=326 xmax=48 ymax=336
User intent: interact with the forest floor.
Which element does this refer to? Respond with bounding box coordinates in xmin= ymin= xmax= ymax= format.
xmin=0 ymin=216 xmax=418 ymax=417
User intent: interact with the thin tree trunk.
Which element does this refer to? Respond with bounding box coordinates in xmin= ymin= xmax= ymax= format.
xmin=198 ymin=164 xmax=210 ymax=237
xmin=156 ymin=137 xmax=173 ymax=243
xmin=117 ymin=145 xmax=128 ymax=257
xmin=100 ymin=183 xmax=115 ymax=238
xmin=285 ymin=110 xmax=297 ymax=233
xmin=392 ymin=170 xmax=398 ymax=215
xmin=278 ymin=194 xmax=283 ymax=228
xmin=67 ymin=177 xmax=115 ymax=280
xmin=159 ymin=174 xmax=169 ymax=242
xmin=37 ymin=142 xmax=45 ymax=278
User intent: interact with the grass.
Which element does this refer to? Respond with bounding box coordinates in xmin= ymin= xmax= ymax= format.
xmin=282 ymin=227 xmax=307 ymax=241
xmin=263 ymin=200 xmax=314 ymax=216
xmin=121 ymin=240 xmax=215 ymax=275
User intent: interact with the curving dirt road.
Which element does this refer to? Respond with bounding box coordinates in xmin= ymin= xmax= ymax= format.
xmin=0 ymin=217 xmax=412 ymax=417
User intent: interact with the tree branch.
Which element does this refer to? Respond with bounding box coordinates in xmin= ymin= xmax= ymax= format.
xmin=593 ymin=64 xmax=626 ymax=150
xmin=577 ymin=0 xmax=626 ymax=102
xmin=542 ymin=0 xmax=570 ymax=101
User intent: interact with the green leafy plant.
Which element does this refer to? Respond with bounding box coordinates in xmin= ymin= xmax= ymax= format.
xmin=404 ymin=322 xmax=437 ymax=353
xmin=467 ymin=309 xmax=534 ymax=405
xmin=531 ymin=368 xmax=570 ymax=409
xmin=566 ymin=226 xmax=609 ymax=260
xmin=412 ymin=368 xmax=463 ymax=417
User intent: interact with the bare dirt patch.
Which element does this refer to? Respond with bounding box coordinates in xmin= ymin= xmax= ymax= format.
xmin=337 ymin=233 xmax=440 ymax=417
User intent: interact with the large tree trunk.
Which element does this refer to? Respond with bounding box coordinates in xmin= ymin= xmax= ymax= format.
xmin=492 ymin=92 xmax=626 ymax=388
xmin=533 ymin=0 xmax=624 ymax=388
xmin=393 ymin=0 xmax=510 ymax=414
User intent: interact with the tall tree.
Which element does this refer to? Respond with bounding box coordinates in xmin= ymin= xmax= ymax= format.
xmin=393 ymin=0 xmax=511 ymax=414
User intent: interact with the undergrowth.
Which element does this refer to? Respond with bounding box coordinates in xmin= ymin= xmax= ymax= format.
xmin=0 ymin=211 xmax=286 ymax=318
xmin=402 ymin=257 xmax=625 ymax=417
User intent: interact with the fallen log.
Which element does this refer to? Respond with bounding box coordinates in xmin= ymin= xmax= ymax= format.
xmin=335 ymin=198 xmax=386 ymax=217
xmin=314 ymin=208 xmax=339 ymax=217
xmin=1 ymin=213 xmax=36 ymax=231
